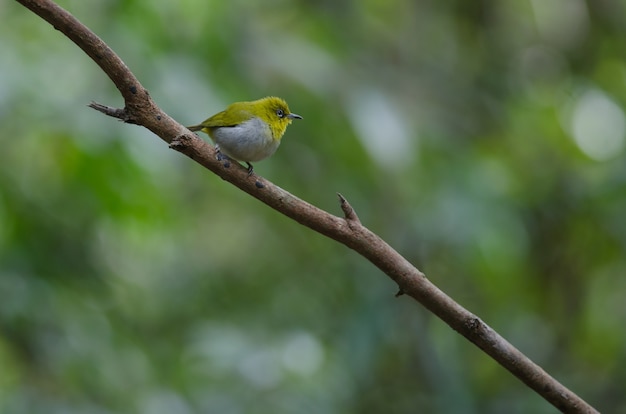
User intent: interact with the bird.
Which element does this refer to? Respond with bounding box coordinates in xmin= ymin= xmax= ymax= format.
xmin=187 ymin=96 xmax=302 ymax=175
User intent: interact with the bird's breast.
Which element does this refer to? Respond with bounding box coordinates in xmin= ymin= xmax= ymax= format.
xmin=210 ymin=117 xmax=280 ymax=162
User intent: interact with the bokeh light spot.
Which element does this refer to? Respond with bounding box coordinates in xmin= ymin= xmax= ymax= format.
xmin=569 ymin=89 xmax=626 ymax=161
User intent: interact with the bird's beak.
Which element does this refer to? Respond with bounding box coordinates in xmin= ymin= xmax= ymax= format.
xmin=287 ymin=113 xmax=303 ymax=120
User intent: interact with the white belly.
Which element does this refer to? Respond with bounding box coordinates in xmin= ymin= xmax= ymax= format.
xmin=211 ymin=118 xmax=280 ymax=162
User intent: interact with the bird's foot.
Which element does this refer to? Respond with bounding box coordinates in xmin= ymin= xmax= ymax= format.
xmin=215 ymin=145 xmax=231 ymax=168
xmin=245 ymin=162 xmax=255 ymax=177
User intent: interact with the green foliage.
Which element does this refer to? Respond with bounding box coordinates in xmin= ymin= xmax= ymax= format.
xmin=2 ymin=0 xmax=626 ymax=412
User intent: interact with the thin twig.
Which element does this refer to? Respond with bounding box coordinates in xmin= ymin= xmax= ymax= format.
xmin=87 ymin=102 xmax=137 ymax=124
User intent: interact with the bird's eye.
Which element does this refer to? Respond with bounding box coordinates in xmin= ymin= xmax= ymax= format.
xmin=276 ymin=109 xmax=285 ymax=118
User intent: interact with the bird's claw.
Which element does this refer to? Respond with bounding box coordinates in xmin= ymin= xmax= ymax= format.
xmin=245 ymin=162 xmax=254 ymax=177
xmin=215 ymin=145 xmax=231 ymax=168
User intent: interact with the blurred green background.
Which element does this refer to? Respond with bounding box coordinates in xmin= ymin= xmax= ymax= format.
xmin=2 ymin=0 xmax=626 ymax=413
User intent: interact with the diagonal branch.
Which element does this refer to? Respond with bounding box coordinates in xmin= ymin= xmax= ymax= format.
xmin=16 ymin=0 xmax=598 ymax=412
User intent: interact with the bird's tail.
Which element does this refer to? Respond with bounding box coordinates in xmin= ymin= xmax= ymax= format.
xmin=187 ymin=124 xmax=204 ymax=132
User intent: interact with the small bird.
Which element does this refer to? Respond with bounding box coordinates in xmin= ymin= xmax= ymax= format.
xmin=187 ymin=96 xmax=302 ymax=175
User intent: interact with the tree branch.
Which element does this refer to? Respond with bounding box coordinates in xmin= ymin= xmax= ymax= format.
xmin=16 ymin=0 xmax=598 ymax=412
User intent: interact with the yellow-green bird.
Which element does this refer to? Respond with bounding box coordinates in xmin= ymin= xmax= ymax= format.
xmin=187 ymin=96 xmax=302 ymax=175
